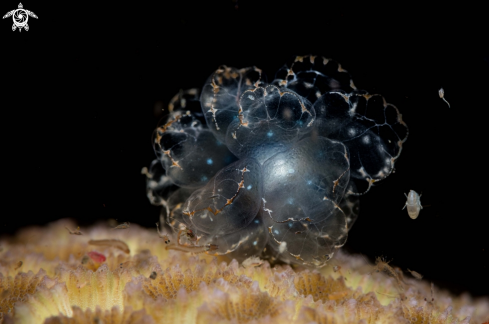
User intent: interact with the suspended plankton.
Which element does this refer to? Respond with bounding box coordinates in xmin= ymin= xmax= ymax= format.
xmin=439 ymin=88 xmax=450 ymax=108
xmin=407 ymin=268 xmax=423 ymax=279
xmin=402 ymin=190 xmax=423 ymax=219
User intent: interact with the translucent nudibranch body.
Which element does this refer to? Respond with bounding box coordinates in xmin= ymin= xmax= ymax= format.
xmin=145 ymin=55 xmax=408 ymax=267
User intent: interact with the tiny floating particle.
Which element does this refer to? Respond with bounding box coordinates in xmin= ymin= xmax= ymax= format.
xmin=88 ymin=239 xmax=130 ymax=254
xmin=407 ymin=268 xmax=423 ymax=279
xmin=87 ymin=251 xmax=106 ymax=263
xmin=439 ymin=88 xmax=450 ymax=108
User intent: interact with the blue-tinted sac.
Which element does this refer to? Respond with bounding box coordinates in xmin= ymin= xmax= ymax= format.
xmin=183 ymin=158 xmax=263 ymax=235
xmin=164 ymin=186 xmax=268 ymax=262
xmin=312 ymin=91 xmax=408 ymax=194
xmin=261 ymin=136 xmax=351 ymax=267
xmin=142 ymin=159 xmax=178 ymax=206
xmin=272 ymin=55 xmax=357 ymax=103
xmin=225 ymin=85 xmax=315 ymax=164
xmin=201 ymin=66 xmax=265 ymax=144
xmin=153 ymin=111 xmax=237 ymax=189
xmin=145 ymin=55 xmax=408 ymax=268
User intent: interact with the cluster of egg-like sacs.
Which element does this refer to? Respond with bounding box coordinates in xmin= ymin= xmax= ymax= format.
xmin=145 ymin=56 xmax=408 ymax=267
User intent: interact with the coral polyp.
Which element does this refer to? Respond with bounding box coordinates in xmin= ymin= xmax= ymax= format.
xmin=0 ymin=219 xmax=487 ymax=323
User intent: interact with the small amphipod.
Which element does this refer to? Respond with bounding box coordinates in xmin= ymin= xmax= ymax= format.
xmin=112 ymin=222 xmax=130 ymax=230
xmin=439 ymin=88 xmax=450 ymax=108
xmin=402 ymin=190 xmax=422 ymax=219
xmin=65 ymin=226 xmax=83 ymax=235
xmin=407 ymin=268 xmax=423 ymax=279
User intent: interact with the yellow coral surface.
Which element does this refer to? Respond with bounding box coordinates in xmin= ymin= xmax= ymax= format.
xmin=0 ymin=219 xmax=488 ymax=324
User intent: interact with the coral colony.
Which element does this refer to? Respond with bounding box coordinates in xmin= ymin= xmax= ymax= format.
xmin=145 ymin=55 xmax=408 ymax=267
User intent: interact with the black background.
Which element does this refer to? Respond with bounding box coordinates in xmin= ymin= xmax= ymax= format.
xmin=1 ymin=1 xmax=487 ymax=297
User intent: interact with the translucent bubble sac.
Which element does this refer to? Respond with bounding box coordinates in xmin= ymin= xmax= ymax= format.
xmin=312 ymin=91 xmax=408 ymax=194
xmin=142 ymin=159 xmax=178 ymax=207
xmin=272 ymin=55 xmax=356 ymax=104
xmin=183 ymin=158 xmax=263 ymax=235
xmin=196 ymin=216 xmax=268 ymax=261
xmin=340 ymin=189 xmax=360 ymax=230
xmin=166 ymin=187 xmax=268 ymax=261
xmin=201 ymin=66 xmax=265 ymax=143
xmin=153 ymin=112 xmax=237 ymax=189
xmin=145 ymin=55 xmax=409 ymax=268
xmin=260 ymin=136 xmax=350 ymax=267
xmin=225 ymin=85 xmax=315 ymax=164
xmin=164 ymin=187 xmax=196 ymax=231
